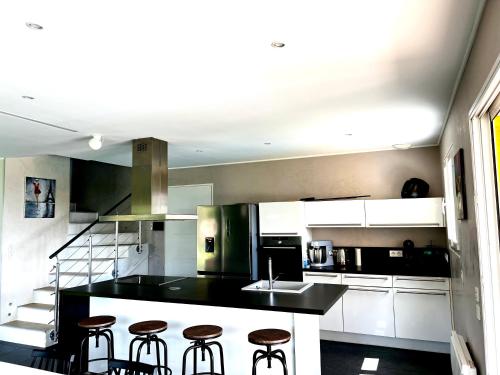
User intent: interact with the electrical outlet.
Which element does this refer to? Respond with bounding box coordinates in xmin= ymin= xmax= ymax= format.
xmin=474 ymin=287 xmax=480 ymax=302
xmin=476 ymin=303 xmax=481 ymax=321
xmin=389 ymin=250 xmax=403 ymax=257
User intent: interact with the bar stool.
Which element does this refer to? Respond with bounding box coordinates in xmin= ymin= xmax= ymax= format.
xmin=181 ymin=325 xmax=225 ymax=375
xmin=78 ymin=315 xmax=116 ymax=372
xmin=248 ymin=329 xmax=290 ymax=375
xmin=128 ymin=320 xmax=171 ymax=375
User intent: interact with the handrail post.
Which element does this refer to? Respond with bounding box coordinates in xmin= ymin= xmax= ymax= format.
xmin=54 ymin=256 xmax=61 ymax=341
xmin=138 ymin=221 xmax=142 ymax=253
xmin=114 ymin=221 xmax=119 ymax=280
xmin=88 ymin=235 xmax=93 ymax=285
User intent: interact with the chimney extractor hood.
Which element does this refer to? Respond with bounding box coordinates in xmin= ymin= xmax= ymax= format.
xmin=100 ymin=138 xmax=197 ymax=222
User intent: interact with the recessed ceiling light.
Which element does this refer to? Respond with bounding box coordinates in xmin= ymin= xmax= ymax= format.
xmin=196 ymin=149 xmax=203 ymax=153
xmin=392 ymin=143 xmax=412 ymax=150
xmin=22 ymin=95 xmax=35 ymax=100
xmin=264 ymin=142 xmax=272 ymax=145
xmin=271 ymin=41 xmax=285 ymax=48
xmin=25 ymin=22 xmax=43 ymax=30
xmin=88 ymin=135 xmax=103 ymax=150
xmin=344 ymin=133 xmax=353 ymax=136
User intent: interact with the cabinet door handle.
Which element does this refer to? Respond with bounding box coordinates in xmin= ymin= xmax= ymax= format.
xmin=304 ymin=273 xmax=338 ymax=277
xmin=349 ymin=288 xmax=390 ymax=293
xmin=395 ymin=277 xmax=447 ymax=282
xmin=261 ymin=232 xmax=298 ymax=235
xmin=367 ymin=223 xmax=440 ymax=227
xmin=307 ymin=223 xmax=362 ymax=227
xmin=262 ymin=246 xmax=297 ymax=250
xmin=344 ymin=275 xmax=388 ymax=280
xmin=396 ymin=290 xmax=447 ymax=296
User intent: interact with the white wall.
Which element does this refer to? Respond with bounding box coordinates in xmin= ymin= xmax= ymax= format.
xmin=0 ymin=156 xmax=70 ymax=323
xmin=0 ymin=158 xmax=5 ymax=315
xmin=165 ymin=184 xmax=213 ymax=277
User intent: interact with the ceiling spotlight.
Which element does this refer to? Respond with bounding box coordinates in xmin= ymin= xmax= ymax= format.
xmin=271 ymin=41 xmax=285 ymax=48
xmin=264 ymin=142 xmax=272 ymax=145
xmin=196 ymin=149 xmax=203 ymax=153
xmin=392 ymin=143 xmax=412 ymax=150
xmin=22 ymin=95 xmax=35 ymax=100
xmin=88 ymin=135 xmax=103 ymax=150
xmin=344 ymin=133 xmax=353 ymax=136
xmin=25 ymin=22 xmax=43 ymax=30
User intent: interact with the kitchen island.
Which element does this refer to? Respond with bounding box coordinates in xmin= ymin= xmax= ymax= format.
xmin=59 ymin=275 xmax=346 ymax=375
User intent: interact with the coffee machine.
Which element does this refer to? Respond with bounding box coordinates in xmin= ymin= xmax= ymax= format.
xmin=307 ymin=240 xmax=334 ymax=267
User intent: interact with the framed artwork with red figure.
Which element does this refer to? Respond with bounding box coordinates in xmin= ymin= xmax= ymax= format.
xmin=24 ymin=177 xmax=56 ymax=218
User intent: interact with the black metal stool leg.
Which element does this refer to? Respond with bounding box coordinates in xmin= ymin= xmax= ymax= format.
xmin=79 ymin=335 xmax=91 ymax=373
xmin=209 ymin=341 xmax=225 ymax=375
xmin=252 ymin=353 xmax=266 ymax=375
xmin=193 ymin=346 xmax=198 ymax=374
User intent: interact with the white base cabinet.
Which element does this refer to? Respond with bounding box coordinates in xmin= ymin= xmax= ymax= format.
xmin=303 ymin=272 xmax=343 ymax=332
xmin=304 ymin=272 xmax=452 ymax=344
xmin=394 ymin=288 xmax=451 ymax=342
xmin=343 ymin=287 xmax=395 ymax=337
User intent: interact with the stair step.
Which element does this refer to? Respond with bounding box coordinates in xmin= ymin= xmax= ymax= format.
xmin=17 ymin=303 xmax=54 ymax=325
xmin=0 ymin=320 xmax=55 ymax=348
xmin=33 ymin=287 xmax=57 ymax=305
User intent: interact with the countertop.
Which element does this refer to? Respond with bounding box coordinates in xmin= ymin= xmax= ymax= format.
xmin=303 ymin=264 xmax=450 ymax=277
xmin=60 ymin=275 xmax=347 ymax=315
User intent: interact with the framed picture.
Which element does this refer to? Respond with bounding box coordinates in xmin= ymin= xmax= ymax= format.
xmin=24 ymin=177 xmax=56 ymax=218
xmin=454 ymin=148 xmax=467 ymax=220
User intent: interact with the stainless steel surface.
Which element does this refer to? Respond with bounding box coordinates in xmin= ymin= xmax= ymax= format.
xmin=395 ymin=277 xmax=447 ymax=282
xmin=197 ymin=204 xmax=258 ymax=278
xmin=221 ymin=204 xmax=251 ymax=275
xmin=241 ymin=280 xmax=313 ymax=294
xmin=349 ymin=287 xmax=390 ymax=293
xmin=268 ymin=257 xmax=273 ymax=290
xmin=138 ymin=221 xmax=142 ymax=253
xmin=131 ymin=138 xmax=168 ymax=215
xmin=197 ymin=205 xmax=222 ymax=274
xmin=262 ymin=246 xmax=297 ymax=250
xmin=100 ymin=213 xmax=197 ymax=222
xmin=344 ymin=275 xmax=389 ymax=280
xmin=88 ymin=235 xmax=93 ymax=284
xmin=396 ymin=290 xmax=447 ymax=296
xmin=54 ymin=257 xmax=60 ymax=340
xmin=99 ymin=138 xmax=197 ymax=222
xmin=114 ymin=221 xmax=119 ymax=279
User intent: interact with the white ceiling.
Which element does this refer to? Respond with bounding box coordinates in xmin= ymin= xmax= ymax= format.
xmin=0 ymin=0 xmax=484 ymax=168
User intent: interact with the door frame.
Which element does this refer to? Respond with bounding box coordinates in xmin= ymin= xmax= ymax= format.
xmin=468 ymin=55 xmax=500 ymax=375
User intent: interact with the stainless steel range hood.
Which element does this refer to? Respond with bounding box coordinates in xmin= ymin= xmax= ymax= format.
xmin=100 ymin=138 xmax=197 ymax=222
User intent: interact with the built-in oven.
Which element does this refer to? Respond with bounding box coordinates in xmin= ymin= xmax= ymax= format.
xmin=258 ymin=236 xmax=303 ymax=281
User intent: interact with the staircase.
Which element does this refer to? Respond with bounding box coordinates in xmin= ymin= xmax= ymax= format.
xmin=0 ymin=208 xmax=144 ymax=347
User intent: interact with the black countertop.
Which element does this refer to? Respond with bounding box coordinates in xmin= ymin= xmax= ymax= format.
xmin=304 ymin=247 xmax=451 ymax=277
xmin=61 ymin=275 xmax=347 ymax=315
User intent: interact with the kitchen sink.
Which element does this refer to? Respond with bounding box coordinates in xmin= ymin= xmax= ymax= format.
xmin=241 ymin=280 xmax=313 ymax=294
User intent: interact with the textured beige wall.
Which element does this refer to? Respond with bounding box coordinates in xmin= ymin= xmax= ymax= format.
xmin=0 ymin=156 xmax=70 ymax=323
xmin=170 ymin=146 xmax=446 ymax=248
xmin=170 ymin=146 xmax=444 ymax=203
xmin=439 ymin=1 xmax=500 ymax=373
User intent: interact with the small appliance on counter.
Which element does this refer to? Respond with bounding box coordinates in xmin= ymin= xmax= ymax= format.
xmin=307 ymin=240 xmax=334 ymax=267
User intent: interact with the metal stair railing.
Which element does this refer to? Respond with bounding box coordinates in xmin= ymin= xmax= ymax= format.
xmin=48 ymin=194 xmax=135 ymax=342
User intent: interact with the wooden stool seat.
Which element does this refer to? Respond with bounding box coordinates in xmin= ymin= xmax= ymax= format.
xmin=129 ymin=320 xmax=168 ymax=335
xmin=183 ymin=325 xmax=223 ymax=340
xmin=248 ymin=329 xmax=291 ymax=346
xmin=78 ymin=315 xmax=116 ymax=329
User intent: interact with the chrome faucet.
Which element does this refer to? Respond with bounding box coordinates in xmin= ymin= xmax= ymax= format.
xmin=268 ymin=257 xmax=273 ymax=290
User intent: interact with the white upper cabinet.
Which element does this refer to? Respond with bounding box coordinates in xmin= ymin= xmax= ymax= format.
xmin=259 ymin=201 xmax=304 ymax=236
xmin=365 ymin=198 xmax=445 ymax=228
xmin=304 ymin=200 xmax=366 ymax=227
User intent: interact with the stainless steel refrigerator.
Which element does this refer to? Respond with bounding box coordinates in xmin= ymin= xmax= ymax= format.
xmin=197 ymin=204 xmax=258 ymax=279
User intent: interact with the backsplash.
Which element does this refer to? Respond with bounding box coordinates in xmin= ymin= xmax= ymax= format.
xmin=311 ymin=227 xmax=447 ymax=248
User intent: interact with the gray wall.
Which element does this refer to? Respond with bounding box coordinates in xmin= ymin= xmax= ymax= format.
xmin=170 ymin=146 xmax=446 ymax=248
xmin=70 ymin=159 xmax=131 ymax=214
xmin=439 ymin=1 xmax=500 ymax=373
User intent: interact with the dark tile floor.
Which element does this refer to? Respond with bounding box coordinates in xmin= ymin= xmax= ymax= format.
xmin=321 ymin=340 xmax=452 ymax=375
xmin=0 ymin=339 xmax=452 ymax=374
